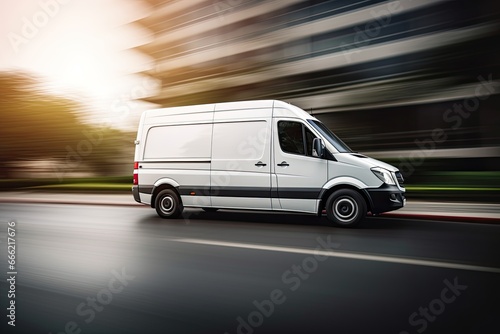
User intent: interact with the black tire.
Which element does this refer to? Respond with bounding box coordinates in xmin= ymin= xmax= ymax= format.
xmin=155 ymin=189 xmax=183 ymax=218
xmin=325 ymin=189 xmax=366 ymax=227
xmin=202 ymin=208 xmax=219 ymax=212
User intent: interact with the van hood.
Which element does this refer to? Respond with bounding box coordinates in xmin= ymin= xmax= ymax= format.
xmin=334 ymin=153 xmax=399 ymax=172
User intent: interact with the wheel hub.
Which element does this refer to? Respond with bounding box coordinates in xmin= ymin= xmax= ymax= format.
xmin=160 ymin=197 xmax=174 ymax=213
xmin=334 ymin=197 xmax=358 ymax=222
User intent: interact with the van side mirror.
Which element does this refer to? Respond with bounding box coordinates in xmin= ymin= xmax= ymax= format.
xmin=312 ymin=138 xmax=324 ymax=158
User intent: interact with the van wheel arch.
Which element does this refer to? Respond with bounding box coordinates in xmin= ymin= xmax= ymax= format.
xmin=319 ymin=185 xmax=371 ymax=216
xmin=151 ymin=184 xmax=181 ymax=209
xmin=154 ymin=188 xmax=183 ymax=218
xmin=323 ymin=187 xmax=368 ymax=227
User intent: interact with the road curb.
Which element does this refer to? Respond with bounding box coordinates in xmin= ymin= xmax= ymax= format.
xmin=1 ymin=198 xmax=499 ymax=223
xmin=380 ymin=212 xmax=500 ymax=224
xmin=0 ymin=198 xmax=144 ymax=208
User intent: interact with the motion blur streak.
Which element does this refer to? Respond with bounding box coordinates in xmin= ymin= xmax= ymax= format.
xmin=132 ymin=0 xmax=500 ymax=198
xmin=1 ymin=203 xmax=500 ymax=333
xmin=2 ymin=0 xmax=499 ymax=197
xmin=172 ymin=238 xmax=500 ymax=273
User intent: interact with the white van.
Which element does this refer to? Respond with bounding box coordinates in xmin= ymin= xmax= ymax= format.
xmin=132 ymin=100 xmax=405 ymax=227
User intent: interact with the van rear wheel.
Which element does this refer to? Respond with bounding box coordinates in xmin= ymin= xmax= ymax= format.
xmin=155 ymin=189 xmax=183 ymax=218
xmin=326 ymin=189 xmax=366 ymax=227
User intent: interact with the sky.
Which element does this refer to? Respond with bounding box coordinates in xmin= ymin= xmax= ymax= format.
xmin=0 ymin=0 xmax=158 ymax=130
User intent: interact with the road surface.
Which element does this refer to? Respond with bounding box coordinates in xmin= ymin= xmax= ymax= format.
xmin=1 ymin=202 xmax=499 ymax=334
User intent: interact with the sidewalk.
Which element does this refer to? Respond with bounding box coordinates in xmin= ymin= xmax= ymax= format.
xmin=381 ymin=201 xmax=500 ymax=223
xmin=0 ymin=191 xmax=498 ymax=223
xmin=0 ymin=191 xmax=140 ymax=207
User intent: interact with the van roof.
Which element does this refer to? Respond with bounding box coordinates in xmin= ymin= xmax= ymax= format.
xmin=144 ymin=100 xmax=314 ymax=120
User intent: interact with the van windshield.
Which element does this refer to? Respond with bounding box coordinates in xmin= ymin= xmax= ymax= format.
xmin=308 ymin=120 xmax=353 ymax=153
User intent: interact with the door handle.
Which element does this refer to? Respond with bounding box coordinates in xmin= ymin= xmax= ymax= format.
xmin=277 ymin=161 xmax=289 ymax=167
xmin=255 ymin=161 xmax=267 ymax=167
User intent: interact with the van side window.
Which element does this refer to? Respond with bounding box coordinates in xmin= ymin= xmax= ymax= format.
xmin=278 ymin=121 xmax=317 ymax=156
xmin=304 ymin=127 xmax=316 ymax=157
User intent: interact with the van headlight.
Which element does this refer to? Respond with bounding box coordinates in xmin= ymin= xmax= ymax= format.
xmin=371 ymin=167 xmax=396 ymax=185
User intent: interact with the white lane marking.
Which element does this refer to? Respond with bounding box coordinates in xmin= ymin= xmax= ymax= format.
xmin=172 ymin=238 xmax=500 ymax=274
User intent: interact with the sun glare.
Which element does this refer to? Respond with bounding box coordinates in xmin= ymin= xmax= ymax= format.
xmin=48 ymin=42 xmax=113 ymax=97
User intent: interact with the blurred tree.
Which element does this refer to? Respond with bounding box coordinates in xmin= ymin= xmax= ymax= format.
xmin=0 ymin=71 xmax=86 ymax=178
xmin=81 ymin=127 xmax=135 ymax=177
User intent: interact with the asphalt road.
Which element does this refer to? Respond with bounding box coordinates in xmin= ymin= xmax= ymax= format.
xmin=1 ymin=203 xmax=499 ymax=334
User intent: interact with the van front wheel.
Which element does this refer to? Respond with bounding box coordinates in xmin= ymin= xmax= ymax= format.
xmin=326 ymin=189 xmax=366 ymax=227
xmin=155 ymin=189 xmax=183 ymax=218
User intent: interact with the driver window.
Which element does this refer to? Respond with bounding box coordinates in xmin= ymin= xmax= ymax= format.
xmin=278 ymin=121 xmax=317 ymax=156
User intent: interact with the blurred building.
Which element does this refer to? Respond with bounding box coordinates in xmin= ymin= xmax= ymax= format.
xmin=133 ymin=0 xmax=500 ymax=174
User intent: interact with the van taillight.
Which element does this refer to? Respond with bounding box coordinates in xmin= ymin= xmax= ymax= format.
xmin=133 ymin=162 xmax=139 ymax=185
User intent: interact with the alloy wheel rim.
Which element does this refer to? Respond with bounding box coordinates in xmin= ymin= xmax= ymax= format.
xmin=334 ymin=197 xmax=358 ymax=223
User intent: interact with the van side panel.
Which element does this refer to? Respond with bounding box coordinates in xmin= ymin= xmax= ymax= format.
xmin=139 ymin=163 xmax=211 ymax=207
xmin=136 ymin=109 xmax=214 ymax=207
xmin=210 ymin=107 xmax=273 ymax=210
xmin=144 ymin=124 xmax=212 ymax=160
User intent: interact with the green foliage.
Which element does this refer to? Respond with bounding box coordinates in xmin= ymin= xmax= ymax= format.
xmin=79 ymin=127 xmax=135 ymax=177
xmin=0 ymin=176 xmax=131 ymax=190
xmin=0 ymin=71 xmax=86 ymax=176
xmin=0 ymin=71 xmax=134 ymax=178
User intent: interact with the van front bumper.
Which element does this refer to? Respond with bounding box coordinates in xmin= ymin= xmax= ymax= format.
xmin=365 ymin=184 xmax=405 ymax=214
xmin=132 ymin=186 xmax=141 ymax=203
